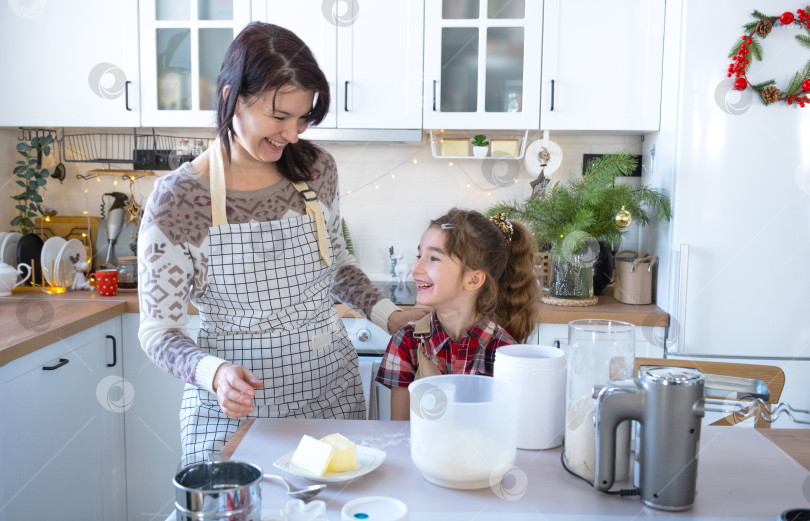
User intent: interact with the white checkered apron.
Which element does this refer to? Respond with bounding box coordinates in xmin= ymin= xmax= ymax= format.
xmin=179 ymin=154 xmax=365 ymax=463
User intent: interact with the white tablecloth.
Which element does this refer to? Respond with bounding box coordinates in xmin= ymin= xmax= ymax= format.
xmin=226 ymin=419 xmax=809 ymax=521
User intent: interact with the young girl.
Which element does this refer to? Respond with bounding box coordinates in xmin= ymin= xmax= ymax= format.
xmin=376 ymin=208 xmax=541 ymax=420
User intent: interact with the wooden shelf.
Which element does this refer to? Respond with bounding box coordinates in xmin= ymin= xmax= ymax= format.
xmin=429 ymin=129 xmax=529 ymax=160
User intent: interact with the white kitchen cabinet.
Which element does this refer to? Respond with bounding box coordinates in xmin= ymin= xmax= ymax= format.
xmin=260 ymin=0 xmax=423 ymax=132
xmin=0 ymin=317 xmax=125 ymax=521
xmin=0 ymin=1 xmax=140 ymax=127
xmin=122 ymin=312 xmax=198 ymax=521
xmin=139 ymin=0 xmax=252 ymax=127
xmin=423 ymin=0 xmax=543 ymax=130
xmin=540 ymin=0 xmax=665 ymax=131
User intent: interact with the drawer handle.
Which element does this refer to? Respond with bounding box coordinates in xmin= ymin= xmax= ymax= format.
xmin=125 ymin=80 xmax=132 ymax=111
xmin=553 ymin=340 xmax=560 ymax=349
xmin=550 ymin=79 xmax=555 ymax=111
xmin=43 ymin=358 xmax=69 ymax=371
xmin=106 ymin=335 xmax=117 ymax=367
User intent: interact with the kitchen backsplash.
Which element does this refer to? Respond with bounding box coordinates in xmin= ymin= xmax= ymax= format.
xmin=0 ymin=128 xmax=642 ymax=275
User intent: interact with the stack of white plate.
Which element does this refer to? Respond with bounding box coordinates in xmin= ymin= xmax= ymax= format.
xmin=0 ymin=232 xmax=23 ymax=266
xmin=41 ymin=237 xmax=88 ymax=288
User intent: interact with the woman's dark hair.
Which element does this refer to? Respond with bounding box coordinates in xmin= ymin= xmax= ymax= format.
xmin=430 ymin=208 xmax=541 ymax=343
xmin=216 ymin=22 xmax=330 ymax=182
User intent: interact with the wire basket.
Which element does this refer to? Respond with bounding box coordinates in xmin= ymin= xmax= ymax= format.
xmin=62 ymin=128 xmax=210 ymax=170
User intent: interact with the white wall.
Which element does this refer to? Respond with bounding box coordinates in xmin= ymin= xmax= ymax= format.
xmin=1 ymin=128 xmax=643 ymax=275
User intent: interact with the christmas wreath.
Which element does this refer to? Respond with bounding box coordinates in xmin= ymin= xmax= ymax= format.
xmin=727 ymin=7 xmax=810 ymax=106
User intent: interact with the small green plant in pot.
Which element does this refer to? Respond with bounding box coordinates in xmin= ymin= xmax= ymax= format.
xmin=471 ymin=134 xmax=489 ymax=158
xmin=11 ymin=135 xmax=54 ymax=235
xmin=488 ymin=152 xmax=672 ymax=300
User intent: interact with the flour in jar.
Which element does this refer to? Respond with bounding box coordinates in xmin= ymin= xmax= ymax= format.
xmin=412 ymin=428 xmax=514 ymax=483
xmin=564 ymin=395 xmax=630 ymax=482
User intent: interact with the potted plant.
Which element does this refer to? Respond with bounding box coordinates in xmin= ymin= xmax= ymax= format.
xmin=489 ymin=152 xmax=671 ymax=301
xmin=11 ymin=134 xmax=54 ymax=235
xmin=471 ymin=134 xmax=489 ymax=158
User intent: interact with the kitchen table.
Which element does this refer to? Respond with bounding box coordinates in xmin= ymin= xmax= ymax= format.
xmin=222 ymin=419 xmax=810 ymax=521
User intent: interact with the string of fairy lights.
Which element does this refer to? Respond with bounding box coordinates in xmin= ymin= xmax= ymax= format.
xmin=340 ymin=145 xmax=524 ymax=199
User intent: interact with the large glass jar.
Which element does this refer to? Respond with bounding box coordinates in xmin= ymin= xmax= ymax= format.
xmin=548 ymin=250 xmax=594 ymax=299
xmin=564 ymin=319 xmax=635 ymax=482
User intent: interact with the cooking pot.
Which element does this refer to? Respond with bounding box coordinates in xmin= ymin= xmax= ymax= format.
xmin=0 ymin=261 xmax=32 ymax=296
xmin=174 ymin=460 xmax=262 ymax=521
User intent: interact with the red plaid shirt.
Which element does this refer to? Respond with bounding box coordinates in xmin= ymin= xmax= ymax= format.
xmin=375 ymin=311 xmax=516 ymax=388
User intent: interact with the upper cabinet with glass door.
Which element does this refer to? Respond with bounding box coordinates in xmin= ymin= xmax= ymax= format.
xmin=139 ymin=0 xmax=252 ymax=127
xmin=423 ymin=0 xmax=543 ymax=130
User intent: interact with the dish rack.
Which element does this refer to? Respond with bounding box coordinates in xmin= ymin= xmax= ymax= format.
xmin=61 ymin=128 xmax=211 ymax=171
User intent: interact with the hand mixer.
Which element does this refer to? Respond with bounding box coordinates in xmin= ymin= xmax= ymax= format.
xmin=100 ymin=192 xmax=129 ymax=267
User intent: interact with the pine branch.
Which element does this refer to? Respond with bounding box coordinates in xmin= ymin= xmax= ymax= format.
xmin=744 ymin=21 xmax=759 ymax=32
xmin=728 ymin=39 xmax=744 ymax=58
xmin=749 ymin=37 xmax=763 ymax=61
xmin=751 ymin=79 xmax=776 ymax=90
xmin=751 ymin=10 xmax=767 ymax=20
xmin=796 ymin=33 xmax=810 ymax=50
xmin=785 ymin=62 xmax=810 ymax=95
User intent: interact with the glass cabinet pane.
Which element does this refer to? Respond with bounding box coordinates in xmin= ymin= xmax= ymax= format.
xmin=199 ymin=28 xmax=232 ymax=110
xmin=488 ymin=0 xmax=525 ymax=19
xmin=441 ymin=27 xmax=479 ymax=112
xmin=442 ymin=0 xmax=479 ymax=19
xmin=156 ymin=0 xmax=189 ymax=20
xmin=156 ymin=28 xmax=191 ymax=110
xmin=485 ymin=27 xmax=524 ymax=112
xmin=198 ymin=0 xmax=233 ymax=20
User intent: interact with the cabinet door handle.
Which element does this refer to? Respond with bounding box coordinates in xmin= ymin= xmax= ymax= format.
xmin=106 ymin=334 xmax=117 ymax=367
xmin=344 ymin=81 xmax=349 ymax=112
xmin=432 ymin=80 xmax=437 ymax=111
xmin=125 ymin=80 xmax=132 ymax=111
xmin=553 ymin=340 xmax=561 ymax=349
xmin=550 ymin=79 xmax=555 ymax=111
xmin=43 ymin=358 xmax=69 ymax=371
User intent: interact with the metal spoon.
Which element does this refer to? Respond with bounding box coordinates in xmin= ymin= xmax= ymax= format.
xmin=263 ymin=474 xmax=325 ymax=500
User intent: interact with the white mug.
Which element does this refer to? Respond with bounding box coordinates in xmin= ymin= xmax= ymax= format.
xmin=0 ymin=262 xmax=32 ymax=296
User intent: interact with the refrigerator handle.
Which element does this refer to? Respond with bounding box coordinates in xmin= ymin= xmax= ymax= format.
xmin=675 ymin=243 xmax=689 ymax=354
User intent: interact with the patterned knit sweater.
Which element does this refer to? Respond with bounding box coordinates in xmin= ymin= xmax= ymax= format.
xmin=137 ymin=147 xmax=398 ymax=393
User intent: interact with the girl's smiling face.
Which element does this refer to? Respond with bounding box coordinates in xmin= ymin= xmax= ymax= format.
xmin=412 ymin=226 xmax=469 ymax=311
xmin=231 ymin=85 xmax=313 ymax=163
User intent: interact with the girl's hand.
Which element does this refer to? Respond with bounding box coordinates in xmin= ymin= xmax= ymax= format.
xmin=387 ymin=309 xmax=429 ymax=334
xmin=212 ymin=363 xmax=264 ymax=418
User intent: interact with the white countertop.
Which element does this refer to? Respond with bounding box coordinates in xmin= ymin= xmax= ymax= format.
xmin=219 ymin=419 xmax=809 ymax=521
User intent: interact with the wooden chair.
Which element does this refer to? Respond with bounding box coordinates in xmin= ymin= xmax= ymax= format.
xmin=634 ymin=357 xmax=786 ymax=429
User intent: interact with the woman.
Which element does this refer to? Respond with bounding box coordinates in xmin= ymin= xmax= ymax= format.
xmin=137 ymin=22 xmax=425 ymax=464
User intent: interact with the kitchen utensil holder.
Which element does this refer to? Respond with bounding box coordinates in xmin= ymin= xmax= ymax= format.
xmin=704 ymin=397 xmax=810 ymax=425
xmin=61 ymin=127 xmax=209 ymax=170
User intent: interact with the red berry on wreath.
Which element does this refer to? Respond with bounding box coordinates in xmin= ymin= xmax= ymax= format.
xmin=733 ymin=78 xmax=748 ymax=91
xmin=780 ymin=12 xmax=795 ymax=24
xmin=802 ymin=78 xmax=810 ymax=92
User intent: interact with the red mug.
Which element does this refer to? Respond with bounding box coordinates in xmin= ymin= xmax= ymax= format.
xmin=90 ymin=269 xmax=118 ymax=296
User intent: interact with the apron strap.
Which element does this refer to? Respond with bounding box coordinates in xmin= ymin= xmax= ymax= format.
xmin=291 ymin=181 xmax=332 ymax=267
xmin=206 ymin=136 xmax=331 ymax=267
xmin=208 ymin=136 xmax=229 ymax=227
xmin=413 ymin=314 xmax=441 ymax=380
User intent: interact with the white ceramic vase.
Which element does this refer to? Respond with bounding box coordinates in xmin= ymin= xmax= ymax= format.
xmin=472 ymin=145 xmax=488 ymax=158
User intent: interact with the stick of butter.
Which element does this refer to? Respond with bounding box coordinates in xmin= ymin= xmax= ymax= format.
xmin=321 ymin=433 xmax=357 ymax=473
xmin=290 ymin=435 xmax=335 ymax=476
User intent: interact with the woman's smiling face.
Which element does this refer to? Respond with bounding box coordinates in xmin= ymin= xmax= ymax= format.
xmin=411 ymin=225 xmax=469 ymax=311
xmin=231 ymin=85 xmax=313 ymax=163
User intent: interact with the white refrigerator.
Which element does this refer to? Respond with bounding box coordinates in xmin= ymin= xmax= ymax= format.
xmin=642 ymin=0 xmax=810 ymax=427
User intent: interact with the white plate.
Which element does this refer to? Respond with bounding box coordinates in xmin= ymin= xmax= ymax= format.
xmin=40 ymin=236 xmax=66 ymax=286
xmin=55 ymin=239 xmax=89 ymax=287
xmin=1 ymin=232 xmax=22 ymax=266
xmin=273 ymin=446 xmax=386 ymax=483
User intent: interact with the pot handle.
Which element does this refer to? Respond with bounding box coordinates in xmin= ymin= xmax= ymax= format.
xmin=15 ymin=262 xmax=32 ymax=288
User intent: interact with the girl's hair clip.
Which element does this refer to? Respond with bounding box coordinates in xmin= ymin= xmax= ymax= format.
xmin=440 ymin=223 xmax=454 ymax=230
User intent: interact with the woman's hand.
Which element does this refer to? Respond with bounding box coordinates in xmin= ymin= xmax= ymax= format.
xmin=212 ymin=363 xmax=264 ymax=418
xmin=387 ymin=309 xmax=430 ymax=334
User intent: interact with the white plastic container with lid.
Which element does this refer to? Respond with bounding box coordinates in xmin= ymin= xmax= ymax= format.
xmin=494 ymin=344 xmax=567 ymax=450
